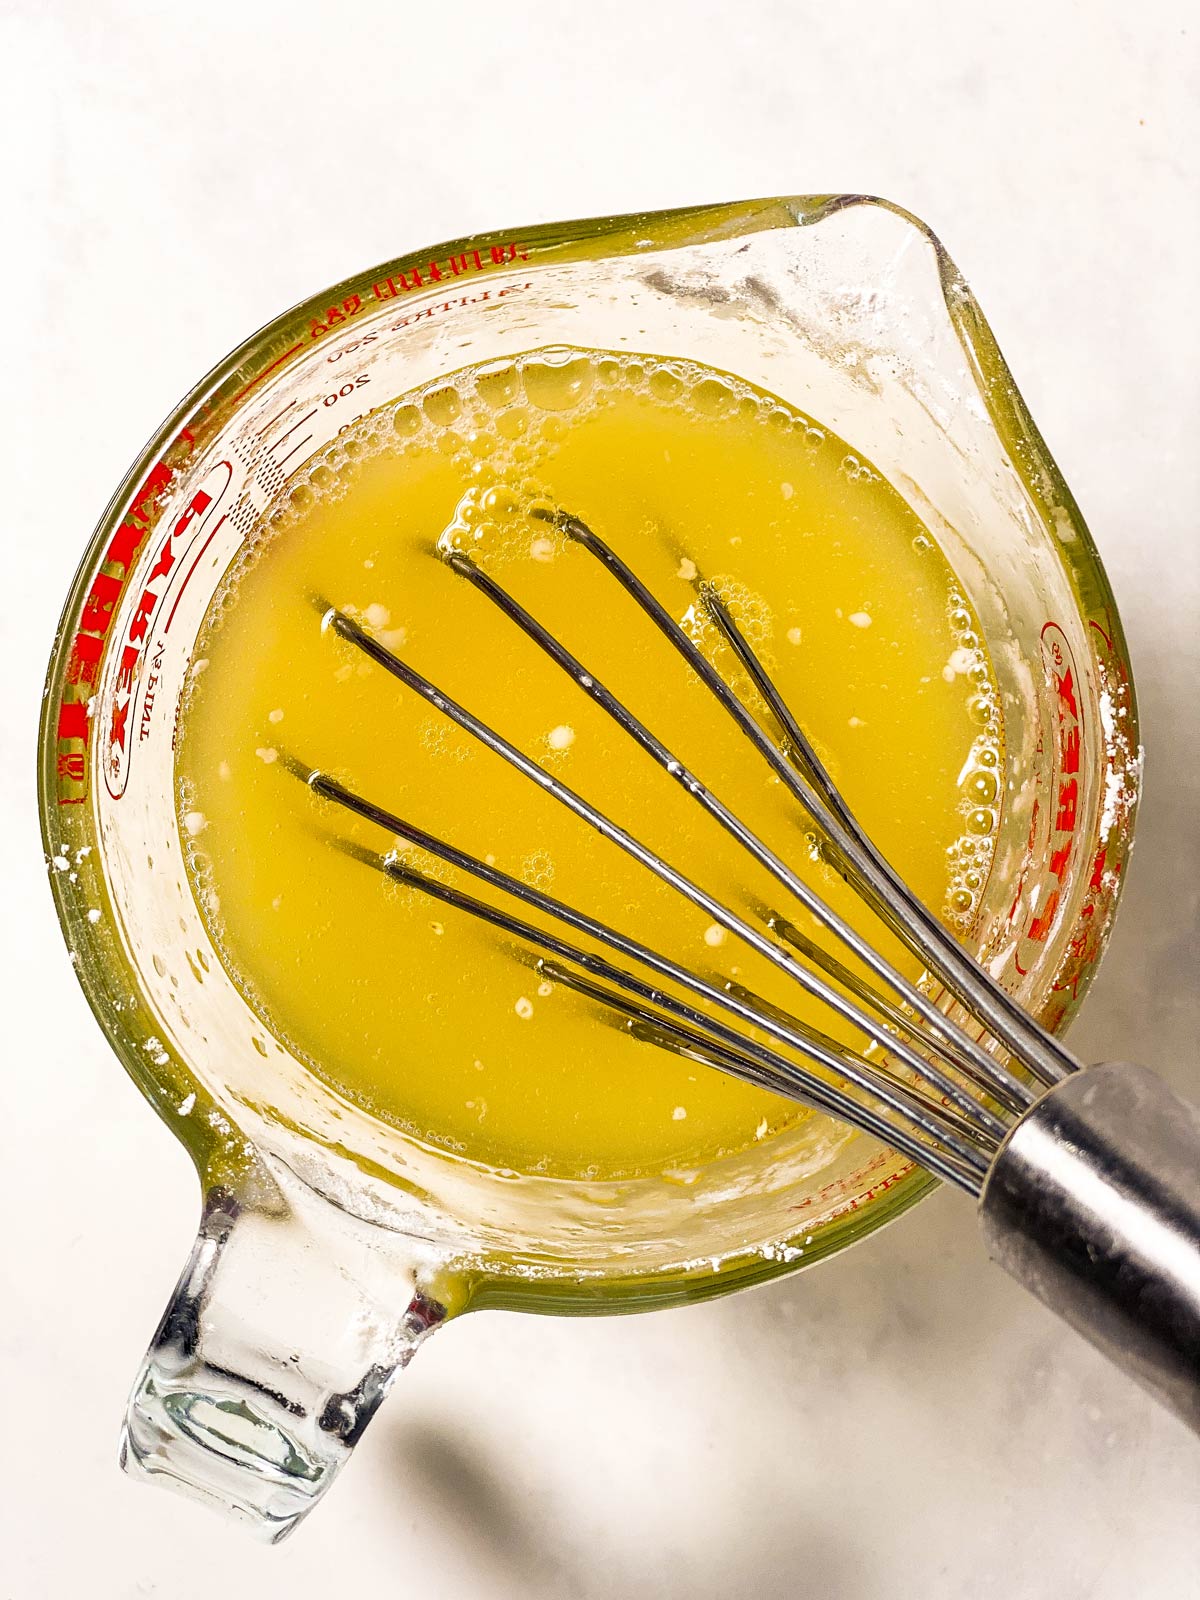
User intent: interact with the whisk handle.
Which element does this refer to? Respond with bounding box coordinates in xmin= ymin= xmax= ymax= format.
xmin=978 ymin=1062 xmax=1200 ymax=1436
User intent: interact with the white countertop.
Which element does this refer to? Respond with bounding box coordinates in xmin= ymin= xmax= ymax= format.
xmin=3 ymin=2 xmax=1198 ymax=1594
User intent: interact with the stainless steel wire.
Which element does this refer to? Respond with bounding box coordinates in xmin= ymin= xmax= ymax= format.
xmin=296 ymin=511 xmax=1084 ymax=1197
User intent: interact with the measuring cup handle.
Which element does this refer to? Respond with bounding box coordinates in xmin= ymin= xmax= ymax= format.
xmin=121 ymin=1178 xmax=447 ymax=1541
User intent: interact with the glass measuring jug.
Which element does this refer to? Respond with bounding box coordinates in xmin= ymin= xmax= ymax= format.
xmin=38 ymin=195 xmax=1140 ymax=1540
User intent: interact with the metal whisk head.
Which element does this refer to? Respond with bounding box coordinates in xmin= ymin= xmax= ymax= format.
xmin=297 ymin=509 xmax=1084 ymax=1196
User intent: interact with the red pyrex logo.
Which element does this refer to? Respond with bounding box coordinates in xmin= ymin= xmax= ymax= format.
xmin=102 ymin=459 xmax=232 ymax=800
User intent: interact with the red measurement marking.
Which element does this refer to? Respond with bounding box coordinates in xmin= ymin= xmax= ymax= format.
xmin=275 ymin=433 xmax=314 ymax=472
xmin=1088 ymin=615 xmax=1116 ymax=653
xmin=792 ymin=1147 xmax=892 ymax=1211
xmin=229 ymin=342 xmax=305 ymax=408
xmin=254 ymin=397 xmax=297 ymax=439
xmin=104 ymin=461 xmax=233 ymax=799
xmin=1009 ymin=614 xmax=1136 ymax=1015
xmin=1010 ymin=621 xmax=1083 ymax=974
xmin=164 ymin=514 xmax=226 ymax=634
xmin=308 ymin=243 xmax=530 ymax=340
xmin=54 ymin=450 xmax=188 ymax=804
xmin=54 ymin=245 xmax=533 ymax=807
xmin=274 ymin=405 xmax=318 ymax=447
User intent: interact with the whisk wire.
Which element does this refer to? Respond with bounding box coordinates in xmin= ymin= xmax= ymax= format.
xmin=442 ymin=548 xmax=1020 ymax=1126
xmin=299 ymin=509 xmax=1089 ymax=1200
xmin=532 ymin=961 xmax=991 ymax=1178
xmin=764 ymin=911 xmax=1027 ymax=1117
xmin=321 ymin=600 xmax=1008 ymax=1140
xmin=537 ymin=510 xmax=1079 ymax=1089
xmin=313 ymin=774 xmax=991 ymax=1189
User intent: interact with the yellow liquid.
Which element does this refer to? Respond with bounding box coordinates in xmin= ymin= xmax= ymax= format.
xmin=177 ymin=349 xmax=1001 ymax=1180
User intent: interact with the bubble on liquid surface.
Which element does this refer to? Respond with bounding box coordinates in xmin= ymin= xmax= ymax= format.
xmin=702 ymin=576 xmax=775 ymax=671
xmin=521 ymin=850 xmax=555 ymax=891
xmin=423 ymin=385 xmax=464 ymax=428
xmin=962 ymin=768 xmax=999 ymax=806
xmin=495 ymin=406 xmax=530 ymax=441
xmin=522 ymin=354 xmax=594 ymax=413
xmin=476 ymin=364 xmax=523 ymax=410
xmin=938 ymin=579 xmax=1003 ymax=926
xmin=649 ymin=367 xmax=685 ymax=404
xmin=481 ymin=485 xmax=519 ymax=518
xmin=393 ymin=404 xmax=424 ymax=438
xmin=689 ymin=378 xmax=736 ymax=419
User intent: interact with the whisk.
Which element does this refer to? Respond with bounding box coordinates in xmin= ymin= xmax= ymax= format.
xmin=297 ymin=509 xmax=1200 ymax=1435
